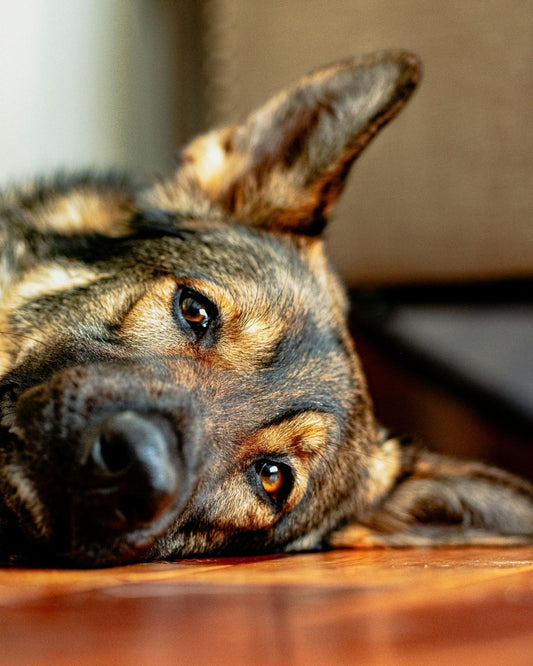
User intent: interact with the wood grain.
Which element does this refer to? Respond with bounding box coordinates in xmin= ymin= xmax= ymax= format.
xmin=1 ymin=547 xmax=533 ymax=665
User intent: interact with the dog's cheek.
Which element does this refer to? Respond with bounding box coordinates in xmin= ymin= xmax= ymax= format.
xmin=119 ymin=276 xmax=185 ymax=353
xmin=195 ymin=477 xmax=281 ymax=531
xmin=0 ymin=264 xmax=108 ymax=374
xmin=191 ymin=457 xmax=309 ymax=535
xmin=0 ymin=460 xmax=50 ymax=542
xmin=363 ymin=437 xmax=403 ymax=507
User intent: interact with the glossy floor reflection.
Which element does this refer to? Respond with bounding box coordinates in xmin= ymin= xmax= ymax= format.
xmin=1 ymin=548 xmax=533 ymax=665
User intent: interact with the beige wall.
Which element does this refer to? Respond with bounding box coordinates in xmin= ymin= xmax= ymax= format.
xmin=0 ymin=1 xmax=205 ymax=183
xmin=207 ymin=0 xmax=533 ymax=284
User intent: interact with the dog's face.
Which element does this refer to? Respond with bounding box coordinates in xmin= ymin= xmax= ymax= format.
xmin=1 ymin=51 xmax=532 ymax=566
xmin=1 ymin=221 xmax=376 ymax=564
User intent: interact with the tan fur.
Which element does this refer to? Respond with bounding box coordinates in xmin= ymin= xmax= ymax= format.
xmin=180 ymin=417 xmax=333 ymax=534
xmin=251 ymin=412 xmax=338 ymax=458
xmin=32 ymin=189 xmax=134 ymax=236
xmin=2 ymin=463 xmax=48 ymax=537
xmin=365 ymin=436 xmax=403 ymax=507
xmin=120 ymin=275 xmax=287 ymax=371
xmin=4 ymin=264 xmax=103 ymax=307
xmin=0 ymin=263 xmax=104 ymax=375
xmin=181 ymin=128 xmax=248 ymax=201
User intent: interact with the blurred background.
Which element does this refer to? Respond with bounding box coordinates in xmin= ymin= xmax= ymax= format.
xmin=0 ymin=0 xmax=531 ymax=472
xmin=1 ymin=0 xmax=531 ymax=285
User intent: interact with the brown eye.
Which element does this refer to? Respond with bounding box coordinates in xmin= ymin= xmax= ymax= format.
xmin=175 ymin=287 xmax=217 ymax=337
xmin=259 ymin=462 xmax=284 ymax=496
xmin=253 ymin=460 xmax=293 ymax=508
xmin=180 ymin=295 xmax=209 ymax=326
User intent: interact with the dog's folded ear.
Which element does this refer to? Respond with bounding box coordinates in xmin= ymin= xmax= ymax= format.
xmin=146 ymin=50 xmax=420 ymax=235
xmin=329 ymin=439 xmax=533 ymax=548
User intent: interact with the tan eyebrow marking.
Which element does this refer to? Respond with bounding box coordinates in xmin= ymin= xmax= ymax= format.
xmin=119 ymin=275 xmax=286 ymax=371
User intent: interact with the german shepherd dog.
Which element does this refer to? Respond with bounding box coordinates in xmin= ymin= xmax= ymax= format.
xmin=1 ymin=51 xmax=532 ymax=566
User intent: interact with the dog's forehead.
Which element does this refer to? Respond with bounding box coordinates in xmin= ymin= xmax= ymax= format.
xmin=131 ymin=220 xmax=345 ymax=314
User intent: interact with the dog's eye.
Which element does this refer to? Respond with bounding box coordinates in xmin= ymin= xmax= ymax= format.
xmin=181 ymin=295 xmax=209 ymax=326
xmin=174 ymin=288 xmax=217 ymax=337
xmin=255 ymin=460 xmax=293 ymax=505
xmin=260 ymin=462 xmax=283 ymax=494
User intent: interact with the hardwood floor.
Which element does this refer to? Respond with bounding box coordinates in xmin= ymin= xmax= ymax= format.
xmin=2 ymin=547 xmax=533 ymax=665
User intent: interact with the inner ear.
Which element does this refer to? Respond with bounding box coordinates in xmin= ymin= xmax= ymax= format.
xmin=145 ymin=50 xmax=421 ymax=235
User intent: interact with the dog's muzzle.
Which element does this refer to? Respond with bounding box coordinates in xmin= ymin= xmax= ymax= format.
xmin=9 ymin=363 xmax=199 ymax=563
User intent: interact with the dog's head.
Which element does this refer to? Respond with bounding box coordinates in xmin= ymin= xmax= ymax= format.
xmin=1 ymin=51 xmax=532 ymax=566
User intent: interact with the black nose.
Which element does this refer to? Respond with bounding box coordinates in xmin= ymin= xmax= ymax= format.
xmin=82 ymin=411 xmax=179 ymax=530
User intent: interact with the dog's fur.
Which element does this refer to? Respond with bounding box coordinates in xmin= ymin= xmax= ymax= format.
xmin=1 ymin=51 xmax=532 ymax=566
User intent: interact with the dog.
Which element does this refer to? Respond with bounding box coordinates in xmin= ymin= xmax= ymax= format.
xmin=1 ymin=50 xmax=532 ymax=567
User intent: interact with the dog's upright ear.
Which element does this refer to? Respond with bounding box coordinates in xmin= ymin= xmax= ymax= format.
xmin=144 ymin=51 xmax=420 ymax=234
xmin=330 ymin=437 xmax=533 ymax=548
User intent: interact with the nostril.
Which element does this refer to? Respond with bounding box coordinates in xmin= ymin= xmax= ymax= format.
xmin=117 ymin=491 xmax=172 ymax=525
xmin=92 ymin=430 xmax=133 ymax=476
xmin=90 ymin=411 xmax=163 ymax=477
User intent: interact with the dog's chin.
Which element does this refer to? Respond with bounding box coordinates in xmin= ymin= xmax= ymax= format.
xmin=60 ymin=507 xmax=183 ymax=567
xmin=0 ymin=482 xmax=178 ymax=569
xmin=63 ymin=536 xmax=163 ymax=568
xmin=2 ymin=525 xmax=170 ymax=569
